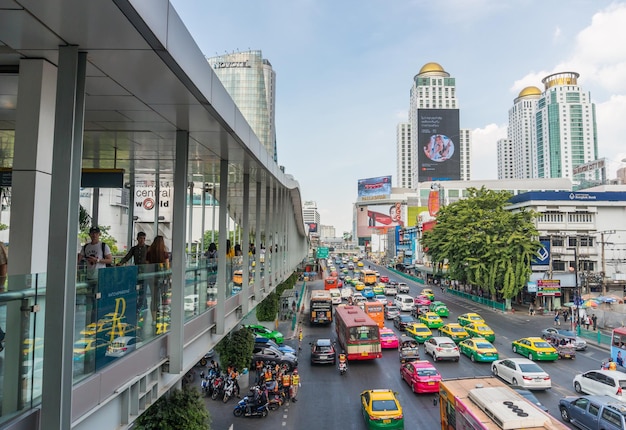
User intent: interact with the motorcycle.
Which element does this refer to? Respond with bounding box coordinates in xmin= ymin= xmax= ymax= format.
xmin=211 ymin=374 xmax=225 ymax=400
xmin=338 ymin=353 xmax=347 ymax=376
xmin=223 ymin=376 xmax=238 ymax=403
xmin=265 ymin=380 xmax=285 ymax=410
xmin=233 ymin=396 xmax=269 ymax=418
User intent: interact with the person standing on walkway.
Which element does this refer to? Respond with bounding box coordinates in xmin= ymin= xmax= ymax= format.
xmin=584 ymin=315 xmax=591 ymax=330
xmin=146 ymin=235 xmax=170 ymax=324
xmin=78 ymin=226 xmax=112 ymax=325
xmin=298 ymin=327 xmax=303 ymax=351
xmin=554 ymin=311 xmax=560 ymax=326
xmin=592 ymin=314 xmax=598 ymax=331
xmin=529 ymin=303 xmax=534 ymax=316
xmin=117 ymin=232 xmax=149 ymax=308
xmin=281 ymin=371 xmax=291 ymax=402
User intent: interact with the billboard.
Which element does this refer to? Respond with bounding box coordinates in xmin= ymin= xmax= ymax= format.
xmin=357 ymin=176 xmax=392 ymax=201
xmin=417 ymin=109 xmax=461 ymax=181
xmin=307 ymin=223 xmax=318 ymax=233
xmin=356 ymin=202 xmax=405 ymax=237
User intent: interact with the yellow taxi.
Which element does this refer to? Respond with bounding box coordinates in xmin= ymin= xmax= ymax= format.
xmin=464 ymin=322 xmax=495 ymax=342
xmin=458 ymin=337 xmax=499 ymax=362
xmin=355 ymin=281 xmax=365 ymax=291
xmin=73 ymin=337 xmax=108 ymax=362
xmin=405 ymin=323 xmax=433 ymax=343
xmin=420 ymin=288 xmax=435 ymax=301
xmin=512 ymin=337 xmax=558 ymax=361
xmin=457 ymin=312 xmax=484 ymax=327
xmin=438 ymin=323 xmax=470 ymax=343
xmin=360 ymin=389 xmax=404 ymax=429
xmin=419 ymin=312 xmax=444 ymax=329
xmin=357 ymin=261 xmax=364 ymax=267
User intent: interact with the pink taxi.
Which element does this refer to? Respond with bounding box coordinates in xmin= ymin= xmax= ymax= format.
xmin=380 ymin=327 xmax=400 ymax=349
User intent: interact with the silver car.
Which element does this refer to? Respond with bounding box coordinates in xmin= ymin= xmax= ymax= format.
xmin=424 ymin=336 xmax=460 ymax=361
xmin=385 ymin=305 xmax=400 ymax=320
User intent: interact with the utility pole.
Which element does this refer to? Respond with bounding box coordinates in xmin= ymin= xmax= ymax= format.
xmin=595 ymin=230 xmax=615 ymax=295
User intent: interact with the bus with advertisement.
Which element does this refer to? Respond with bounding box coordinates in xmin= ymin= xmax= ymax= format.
xmin=360 ymin=270 xmax=377 ymax=286
xmin=363 ymin=301 xmax=384 ymax=328
xmin=310 ymin=290 xmax=333 ymax=325
xmin=610 ymin=326 xmax=626 ymax=366
xmin=438 ymin=377 xmax=568 ymax=430
xmin=324 ymin=276 xmax=338 ymax=291
xmin=334 ymin=305 xmax=382 ymax=361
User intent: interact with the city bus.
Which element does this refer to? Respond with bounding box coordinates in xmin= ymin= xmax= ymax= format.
xmin=360 ymin=269 xmax=377 ymax=286
xmin=363 ymin=301 xmax=385 ymax=328
xmin=310 ymin=290 xmax=333 ymax=325
xmin=610 ymin=326 xmax=626 ymax=366
xmin=324 ymin=276 xmax=338 ymax=290
xmin=438 ymin=377 xmax=568 ymax=430
xmin=334 ymin=305 xmax=382 ymax=361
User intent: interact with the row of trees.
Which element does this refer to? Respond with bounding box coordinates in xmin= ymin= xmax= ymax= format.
xmin=420 ymin=187 xmax=542 ymax=301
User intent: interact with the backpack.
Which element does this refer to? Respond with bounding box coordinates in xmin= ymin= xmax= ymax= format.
xmin=82 ymin=242 xmax=113 ymax=267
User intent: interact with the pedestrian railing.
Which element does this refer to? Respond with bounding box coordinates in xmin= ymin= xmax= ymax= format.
xmin=578 ymin=327 xmax=612 ymax=346
xmin=387 ymin=267 xmax=425 ymax=285
xmin=446 ymin=289 xmax=506 ymax=312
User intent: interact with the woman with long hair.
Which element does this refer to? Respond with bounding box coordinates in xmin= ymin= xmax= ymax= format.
xmin=147 ymin=236 xmax=170 ymax=324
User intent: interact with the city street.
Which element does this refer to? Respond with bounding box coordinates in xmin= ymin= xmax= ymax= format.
xmin=205 ymin=263 xmax=604 ymax=429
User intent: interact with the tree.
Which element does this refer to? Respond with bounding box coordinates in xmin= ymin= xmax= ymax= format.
xmin=133 ymin=388 xmax=210 ymax=430
xmin=214 ymin=327 xmax=255 ymax=371
xmin=421 ymin=187 xmax=541 ymax=300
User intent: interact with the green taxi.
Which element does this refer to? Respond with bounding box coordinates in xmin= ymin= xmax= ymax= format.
xmin=429 ymin=301 xmax=449 ymax=317
xmin=372 ymin=283 xmax=385 ymax=295
xmin=405 ymin=323 xmax=433 ymax=343
xmin=419 ymin=312 xmax=444 ymax=329
xmin=464 ymin=322 xmax=495 ymax=342
xmin=457 ymin=312 xmax=484 ymax=327
xmin=458 ymin=338 xmax=499 ymax=362
xmin=511 ymin=337 xmax=558 ymax=361
xmin=420 ymin=288 xmax=435 ymax=301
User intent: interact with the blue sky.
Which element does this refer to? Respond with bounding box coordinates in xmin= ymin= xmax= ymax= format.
xmin=170 ymin=0 xmax=626 ymax=233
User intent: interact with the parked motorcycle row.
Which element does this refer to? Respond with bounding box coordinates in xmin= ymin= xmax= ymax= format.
xmin=200 ymin=362 xmax=297 ymax=418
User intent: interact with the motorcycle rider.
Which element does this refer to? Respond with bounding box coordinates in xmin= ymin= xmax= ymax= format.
xmin=228 ymin=365 xmax=241 ymax=398
xmin=338 ymin=353 xmax=348 ymax=374
xmin=246 ymin=386 xmax=267 ymax=416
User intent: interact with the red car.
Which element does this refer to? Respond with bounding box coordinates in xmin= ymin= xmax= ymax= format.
xmin=380 ymin=275 xmax=389 ymax=283
xmin=414 ymin=295 xmax=431 ymax=306
xmin=380 ymin=328 xmax=399 ymax=349
xmin=400 ymin=360 xmax=441 ymax=393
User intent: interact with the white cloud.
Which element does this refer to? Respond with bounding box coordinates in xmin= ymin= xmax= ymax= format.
xmin=470 ymin=123 xmax=507 ymax=180
xmin=553 ymin=26 xmax=562 ymax=40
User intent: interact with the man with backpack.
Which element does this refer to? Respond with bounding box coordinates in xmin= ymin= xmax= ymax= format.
xmin=78 ymin=226 xmax=113 ymax=280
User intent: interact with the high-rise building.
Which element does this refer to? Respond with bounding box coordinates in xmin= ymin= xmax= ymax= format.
xmin=500 ymin=72 xmax=599 ymax=185
xmin=208 ymin=50 xmax=277 ymax=161
xmin=501 ymin=87 xmax=541 ymax=179
xmin=536 ymin=72 xmax=598 ymax=183
xmin=302 ymin=200 xmax=320 ymax=235
xmin=396 ymin=122 xmax=412 ymax=188
xmin=400 ymin=62 xmax=471 ymax=186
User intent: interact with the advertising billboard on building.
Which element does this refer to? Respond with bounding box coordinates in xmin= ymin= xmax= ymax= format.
xmin=417 ymin=109 xmax=461 ymax=181
xmin=357 ymin=176 xmax=392 ymax=201
xmin=356 ymin=203 xmax=405 ymax=237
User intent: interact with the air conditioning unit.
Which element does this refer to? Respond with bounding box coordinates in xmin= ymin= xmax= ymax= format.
xmin=468 ymin=387 xmax=547 ymax=430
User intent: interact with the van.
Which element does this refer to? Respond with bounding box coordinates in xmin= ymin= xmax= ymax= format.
xmin=573 ymin=370 xmax=626 ymax=400
xmin=398 ymin=282 xmax=409 ymax=294
xmin=329 ymin=288 xmax=342 ymax=305
xmin=394 ymin=294 xmax=414 ymax=312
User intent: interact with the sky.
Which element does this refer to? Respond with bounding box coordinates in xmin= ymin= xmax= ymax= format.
xmin=170 ymin=0 xmax=626 ymax=234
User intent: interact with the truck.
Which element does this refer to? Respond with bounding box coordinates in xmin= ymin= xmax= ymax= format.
xmin=397 ymin=282 xmax=409 ymax=294
xmin=559 ymin=394 xmax=626 ymax=430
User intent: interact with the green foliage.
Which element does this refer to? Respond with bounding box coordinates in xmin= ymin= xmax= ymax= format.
xmin=134 ymin=388 xmax=210 ymax=430
xmin=256 ymin=291 xmax=279 ymax=321
xmin=0 ymin=223 xmax=7 ymax=231
xmin=256 ymin=272 xmax=299 ymax=321
xmin=421 ymin=187 xmax=541 ymax=300
xmin=215 ymin=327 xmax=255 ymax=371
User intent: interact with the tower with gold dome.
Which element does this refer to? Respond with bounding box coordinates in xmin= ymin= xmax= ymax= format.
xmin=398 ymin=62 xmax=471 ymax=187
xmin=498 ymin=72 xmax=599 ymax=184
xmin=498 ymin=86 xmax=542 ymax=179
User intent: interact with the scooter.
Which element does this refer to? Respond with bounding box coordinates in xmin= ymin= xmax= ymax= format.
xmin=338 ymin=353 xmax=347 ymax=376
xmin=211 ymin=374 xmax=225 ymax=400
xmin=233 ymin=396 xmax=269 ymax=418
xmin=223 ymin=376 xmax=237 ymax=403
xmin=265 ymin=381 xmax=285 ymax=411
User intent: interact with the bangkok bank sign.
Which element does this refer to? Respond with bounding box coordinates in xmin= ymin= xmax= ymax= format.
xmin=134 ymin=185 xmax=172 ymax=222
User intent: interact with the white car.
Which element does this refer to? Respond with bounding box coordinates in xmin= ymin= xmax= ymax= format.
xmin=573 ymin=370 xmax=626 ymax=400
xmin=424 ymin=336 xmax=460 ymax=361
xmin=491 ymin=358 xmax=551 ymax=390
xmin=105 ymin=336 xmax=138 ymax=358
xmin=184 ymin=294 xmax=199 ymax=312
xmin=374 ymin=295 xmax=387 ymax=304
xmin=384 ymin=284 xmax=398 ymax=296
xmin=341 ymin=287 xmax=354 ymax=300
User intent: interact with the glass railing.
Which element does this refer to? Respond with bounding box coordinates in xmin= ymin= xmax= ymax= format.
xmin=0 ymin=255 xmax=264 ymax=424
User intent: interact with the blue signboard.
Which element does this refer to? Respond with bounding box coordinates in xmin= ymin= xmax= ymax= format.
xmin=531 ymin=240 xmax=551 ymax=266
